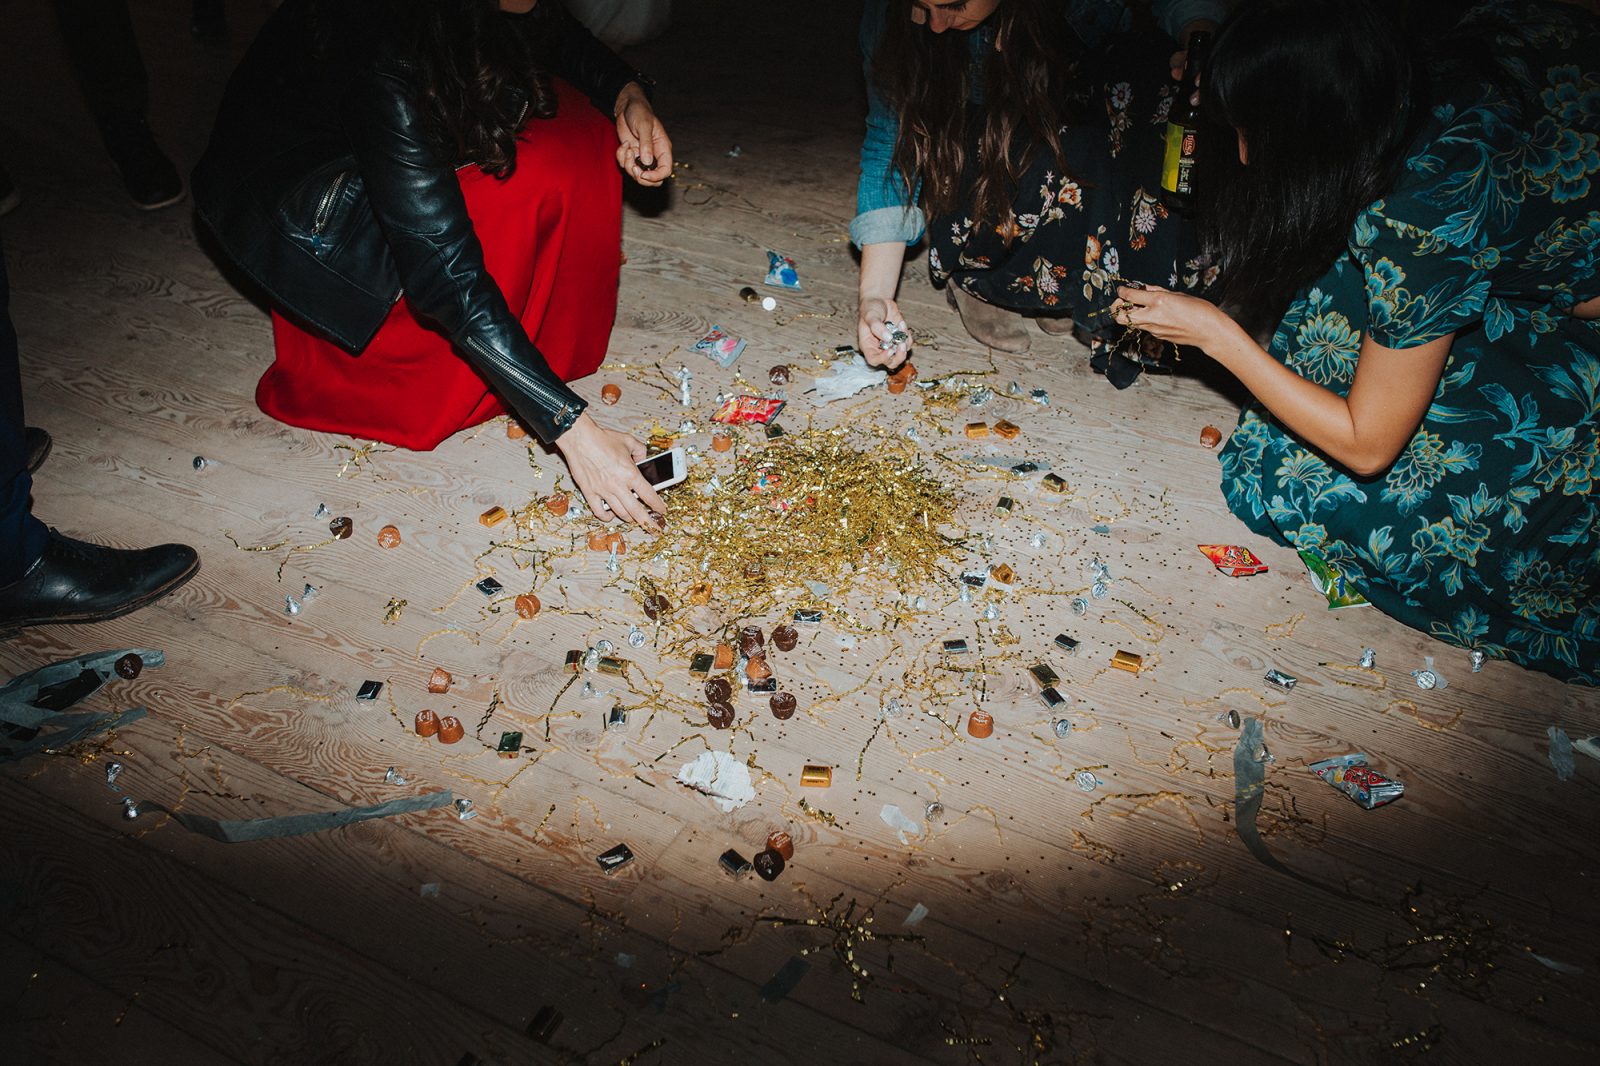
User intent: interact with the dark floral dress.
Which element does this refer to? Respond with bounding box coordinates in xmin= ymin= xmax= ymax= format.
xmin=926 ymin=35 xmax=1211 ymax=384
xmin=1220 ymin=1 xmax=1600 ymax=683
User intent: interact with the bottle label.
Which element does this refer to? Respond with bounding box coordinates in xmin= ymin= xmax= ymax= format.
xmin=1161 ymin=122 xmax=1185 ymax=194
xmin=1162 ymin=122 xmax=1198 ymax=196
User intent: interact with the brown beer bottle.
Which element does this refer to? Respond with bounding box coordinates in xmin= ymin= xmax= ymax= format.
xmin=1160 ymin=31 xmax=1212 ymax=213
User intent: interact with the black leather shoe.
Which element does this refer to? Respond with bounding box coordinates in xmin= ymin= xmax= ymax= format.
xmin=24 ymin=427 xmax=51 ymax=474
xmin=0 ymin=529 xmax=199 ymax=630
xmin=104 ymin=120 xmax=185 ymax=211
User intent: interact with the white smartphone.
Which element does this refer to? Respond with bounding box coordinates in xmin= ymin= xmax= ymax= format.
xmin=636 ymin=447 xmax=687 ymax=491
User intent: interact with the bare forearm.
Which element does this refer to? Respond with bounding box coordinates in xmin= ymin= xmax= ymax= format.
xmin=1206 ymin=323 xmax=1371 ymax=468
xmin=859 ymin=241 xmax=905 ymax=302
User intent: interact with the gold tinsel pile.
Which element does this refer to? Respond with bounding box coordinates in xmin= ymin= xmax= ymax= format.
xmin=649 ymin=427 xmax=961 ymax=625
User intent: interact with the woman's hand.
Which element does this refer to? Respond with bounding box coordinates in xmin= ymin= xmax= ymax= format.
xmin=613 ymin=83 xmax=673 ymax=186
xmin=858 ymin=295 xmax=911 ymax=369
xmin=553 ymin=412 xmax=666 ymax=529
xmin=1114 ymin=284 xmax=1237 ymax=353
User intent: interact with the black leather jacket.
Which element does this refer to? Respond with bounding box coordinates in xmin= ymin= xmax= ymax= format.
xmin=192 ymin=0 xmax=646 ymax=444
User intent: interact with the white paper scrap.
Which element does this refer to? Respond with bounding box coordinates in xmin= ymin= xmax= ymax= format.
xmin=676 ymin=750 xmax=756 ymax=812
xmin=812 ymin=355 xmax=885 ymax=403
xmin=879 ymin=803 xmax=923 ymax=845
xmin=903 ymin=903 xmax=929 ymax=927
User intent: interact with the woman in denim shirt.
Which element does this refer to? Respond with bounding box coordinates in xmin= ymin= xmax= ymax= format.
xmin=855 ymin=0 xmax=1225 ymax=379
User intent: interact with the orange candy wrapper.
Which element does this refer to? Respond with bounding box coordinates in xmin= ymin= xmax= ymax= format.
xmin=1198 ymin=544 xmax=1269 ymax=577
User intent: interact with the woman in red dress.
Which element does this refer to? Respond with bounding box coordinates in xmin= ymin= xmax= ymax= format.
xmin=195 ymin=0 xmax=672 ymax=527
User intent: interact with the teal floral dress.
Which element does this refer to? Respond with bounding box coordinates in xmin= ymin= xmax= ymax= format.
xmin=1220 ymin=1 xmax=1600 ymax=684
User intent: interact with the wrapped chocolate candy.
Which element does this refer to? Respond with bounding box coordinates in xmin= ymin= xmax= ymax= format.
xmin=705 ymin=677 xmax=734 ymax=703
xmin=769 ymin=691 xmax=797 ymax=720
xmin=753 ymin=848 xmax=785 ymax=881
xmin=739 ymin=625 xmax=765 ymax=658
xmin=771 ymin=624 xmax=799 ymax=652
xmin=707 ymin=701 xmax=735 ymax=729
xmin=114 ymin=653 xmax=143 ymax=680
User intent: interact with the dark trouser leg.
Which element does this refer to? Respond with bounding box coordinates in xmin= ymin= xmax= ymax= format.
xmin=0 ymin=237 xmax=50 ymax=585
xmin=52 ymin=0 xmax=150 ymax=143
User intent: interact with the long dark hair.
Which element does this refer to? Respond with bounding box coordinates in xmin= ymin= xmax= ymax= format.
xmin=873 ymin=0 xmax=1086 ymax=231
xmin=315 ymin=0 xmax=559 ymax=177
xmin=1199 ymin=0 xmax=1430 ymax=328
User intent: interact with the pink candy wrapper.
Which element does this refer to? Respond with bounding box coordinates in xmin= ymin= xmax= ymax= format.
xmin=1198 ymin=543 xmax=1269 ymax=577
xmin=713 ymin=396 xmax=787 ymax=425
xmin=1309 ymin=753 xmax=1404 ymax=809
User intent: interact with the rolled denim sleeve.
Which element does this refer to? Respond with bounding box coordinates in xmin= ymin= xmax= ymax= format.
xmin=1152 ymin=0 xmax=1230 ymax=40
xmin=853 ymin=0 xmax=924 ymax=248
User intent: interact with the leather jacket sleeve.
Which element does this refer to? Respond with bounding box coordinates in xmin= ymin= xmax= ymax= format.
xmin=530 ymin=1 xmax=651 ymax=116
xmin=340 ymin=64 xmax=587 ymax=445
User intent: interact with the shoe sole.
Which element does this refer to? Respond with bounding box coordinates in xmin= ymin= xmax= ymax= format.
xmin=0 ymin=555 xmax=200 ymax=633
xmin=133 ymin=188 xmax=187 ymax=212
xmin=25 ymin=433 xmax=52 ymax=475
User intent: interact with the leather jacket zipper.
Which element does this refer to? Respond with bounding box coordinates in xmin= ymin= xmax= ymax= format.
xmin=463 ymin=335 xmax=579 ymax=420
xmin=311 ymin=171 xmax=349 ymax=237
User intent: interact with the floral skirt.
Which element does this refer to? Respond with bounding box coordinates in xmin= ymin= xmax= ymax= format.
xmin=926 ymin=34 xmax=1210 ymax=384
xmin=1221 ymin=264 xmax=1600 ymax=685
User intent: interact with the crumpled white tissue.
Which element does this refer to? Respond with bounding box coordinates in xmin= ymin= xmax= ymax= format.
xmin=676 ymin=750 xmax=755 ymax=811
xmin=812 ymin=354 xmax=887 ymax=403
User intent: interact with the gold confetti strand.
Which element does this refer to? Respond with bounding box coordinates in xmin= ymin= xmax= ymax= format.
xmin=1081 ymin=790 xmax=1208 ymax=842
xmin=1380 ymin=698 xmax=1465 ymax=732
xmin=221 ymin=530 xmax=291 ymax=553
xmin=488 ymin=754 xmax=542 ymax=813
xmin=1319 ymin=661 xmax=1387 ymax=690
xmin=334 ymin=440 xmax=393 ymax=477
xmin=1111 ymin=596 xmax=1168 ymax=640
xmin=853 ymin=715 xmax=887 ymax=782
xmin=529 ymin=802 xmax=557 ymax=838
xmin=1125 ymin=733 xmax=1196 ymax=777
xmin=1264 ymin=612 xmax=1307 ymax=640
xmin=382 ymin=597 xmax=407 ymax=625
xmin=797 ymin=797 xmax=837 ymax=827
xmin=1181 ymin=687 xmax=1288 ymax=714
xmin=413 ymin=626 xmax=483 ymax=660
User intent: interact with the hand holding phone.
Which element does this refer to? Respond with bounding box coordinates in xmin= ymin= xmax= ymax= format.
xmin=553 ymin=414 xmax=667 ymax=528
xmin=636 ymin=447 xmax=687 ymax=490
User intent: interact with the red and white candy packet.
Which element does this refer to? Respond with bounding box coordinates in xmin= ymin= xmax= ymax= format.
xmin=1198 ymin=543 xmax=1269 ymax=577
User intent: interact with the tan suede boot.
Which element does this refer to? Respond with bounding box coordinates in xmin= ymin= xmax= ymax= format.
xmin=946 ymin=286 xmax=1031 ymax=353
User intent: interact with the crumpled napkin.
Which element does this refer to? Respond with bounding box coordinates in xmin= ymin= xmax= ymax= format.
xmin=676 ymin=750 xmax=755 ymax=811
xmin=812 ymin=354 xmax=887 ymax=403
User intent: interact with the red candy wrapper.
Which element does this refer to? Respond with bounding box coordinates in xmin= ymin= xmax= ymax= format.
xmin=1198 ymin=543 xmax=1269 ymax=577
xmin=713 ymin=396 xmax=787 ymax=425
xmin=1309 ymin=753 xmax=1404 ymax=809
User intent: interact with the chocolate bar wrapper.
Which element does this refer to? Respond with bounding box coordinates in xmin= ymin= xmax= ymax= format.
xmin=764 ymin=251 xmax=800 ymax=289
xmin=1197 ymin=543 xmax=1269 ymax=577
xmin=1309 ymin=753 xmax=1404 ymax=809
xmin=713 ymin=395 xmax=787 ymax=425
xmin=694 ymin=326 xmax=747 ymax=368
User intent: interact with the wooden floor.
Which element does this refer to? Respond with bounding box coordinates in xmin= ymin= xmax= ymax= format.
xmin=3 ymin=3 xmax=1598 ymax=1064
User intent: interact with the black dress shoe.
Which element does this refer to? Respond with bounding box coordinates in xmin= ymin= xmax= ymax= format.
xmin=104 ymin=120 xmax=185 ymax=211
xmin=24 ymin=427 xmax=51 ymax=474
xmin=0 ymin=529 xmax=199 ymax=630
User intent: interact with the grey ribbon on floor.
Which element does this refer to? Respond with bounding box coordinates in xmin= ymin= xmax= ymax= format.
xmin=145 ymin=790 xmax=455 ymax=843
xmin=0 ymin=650 xmax=160 ymax=762
xmin=1233 ymin=716 xmax=1355 ymax=899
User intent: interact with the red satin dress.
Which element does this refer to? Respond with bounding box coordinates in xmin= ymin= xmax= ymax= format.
xmin=259 ymin=79 xmax=620 ymax=451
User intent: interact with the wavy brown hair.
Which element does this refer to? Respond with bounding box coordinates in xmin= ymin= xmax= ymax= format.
xmin=315 ymin=0 xmax=560 ymax=177
xmin=873 ymin=0 xmax=1086 ymax=231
